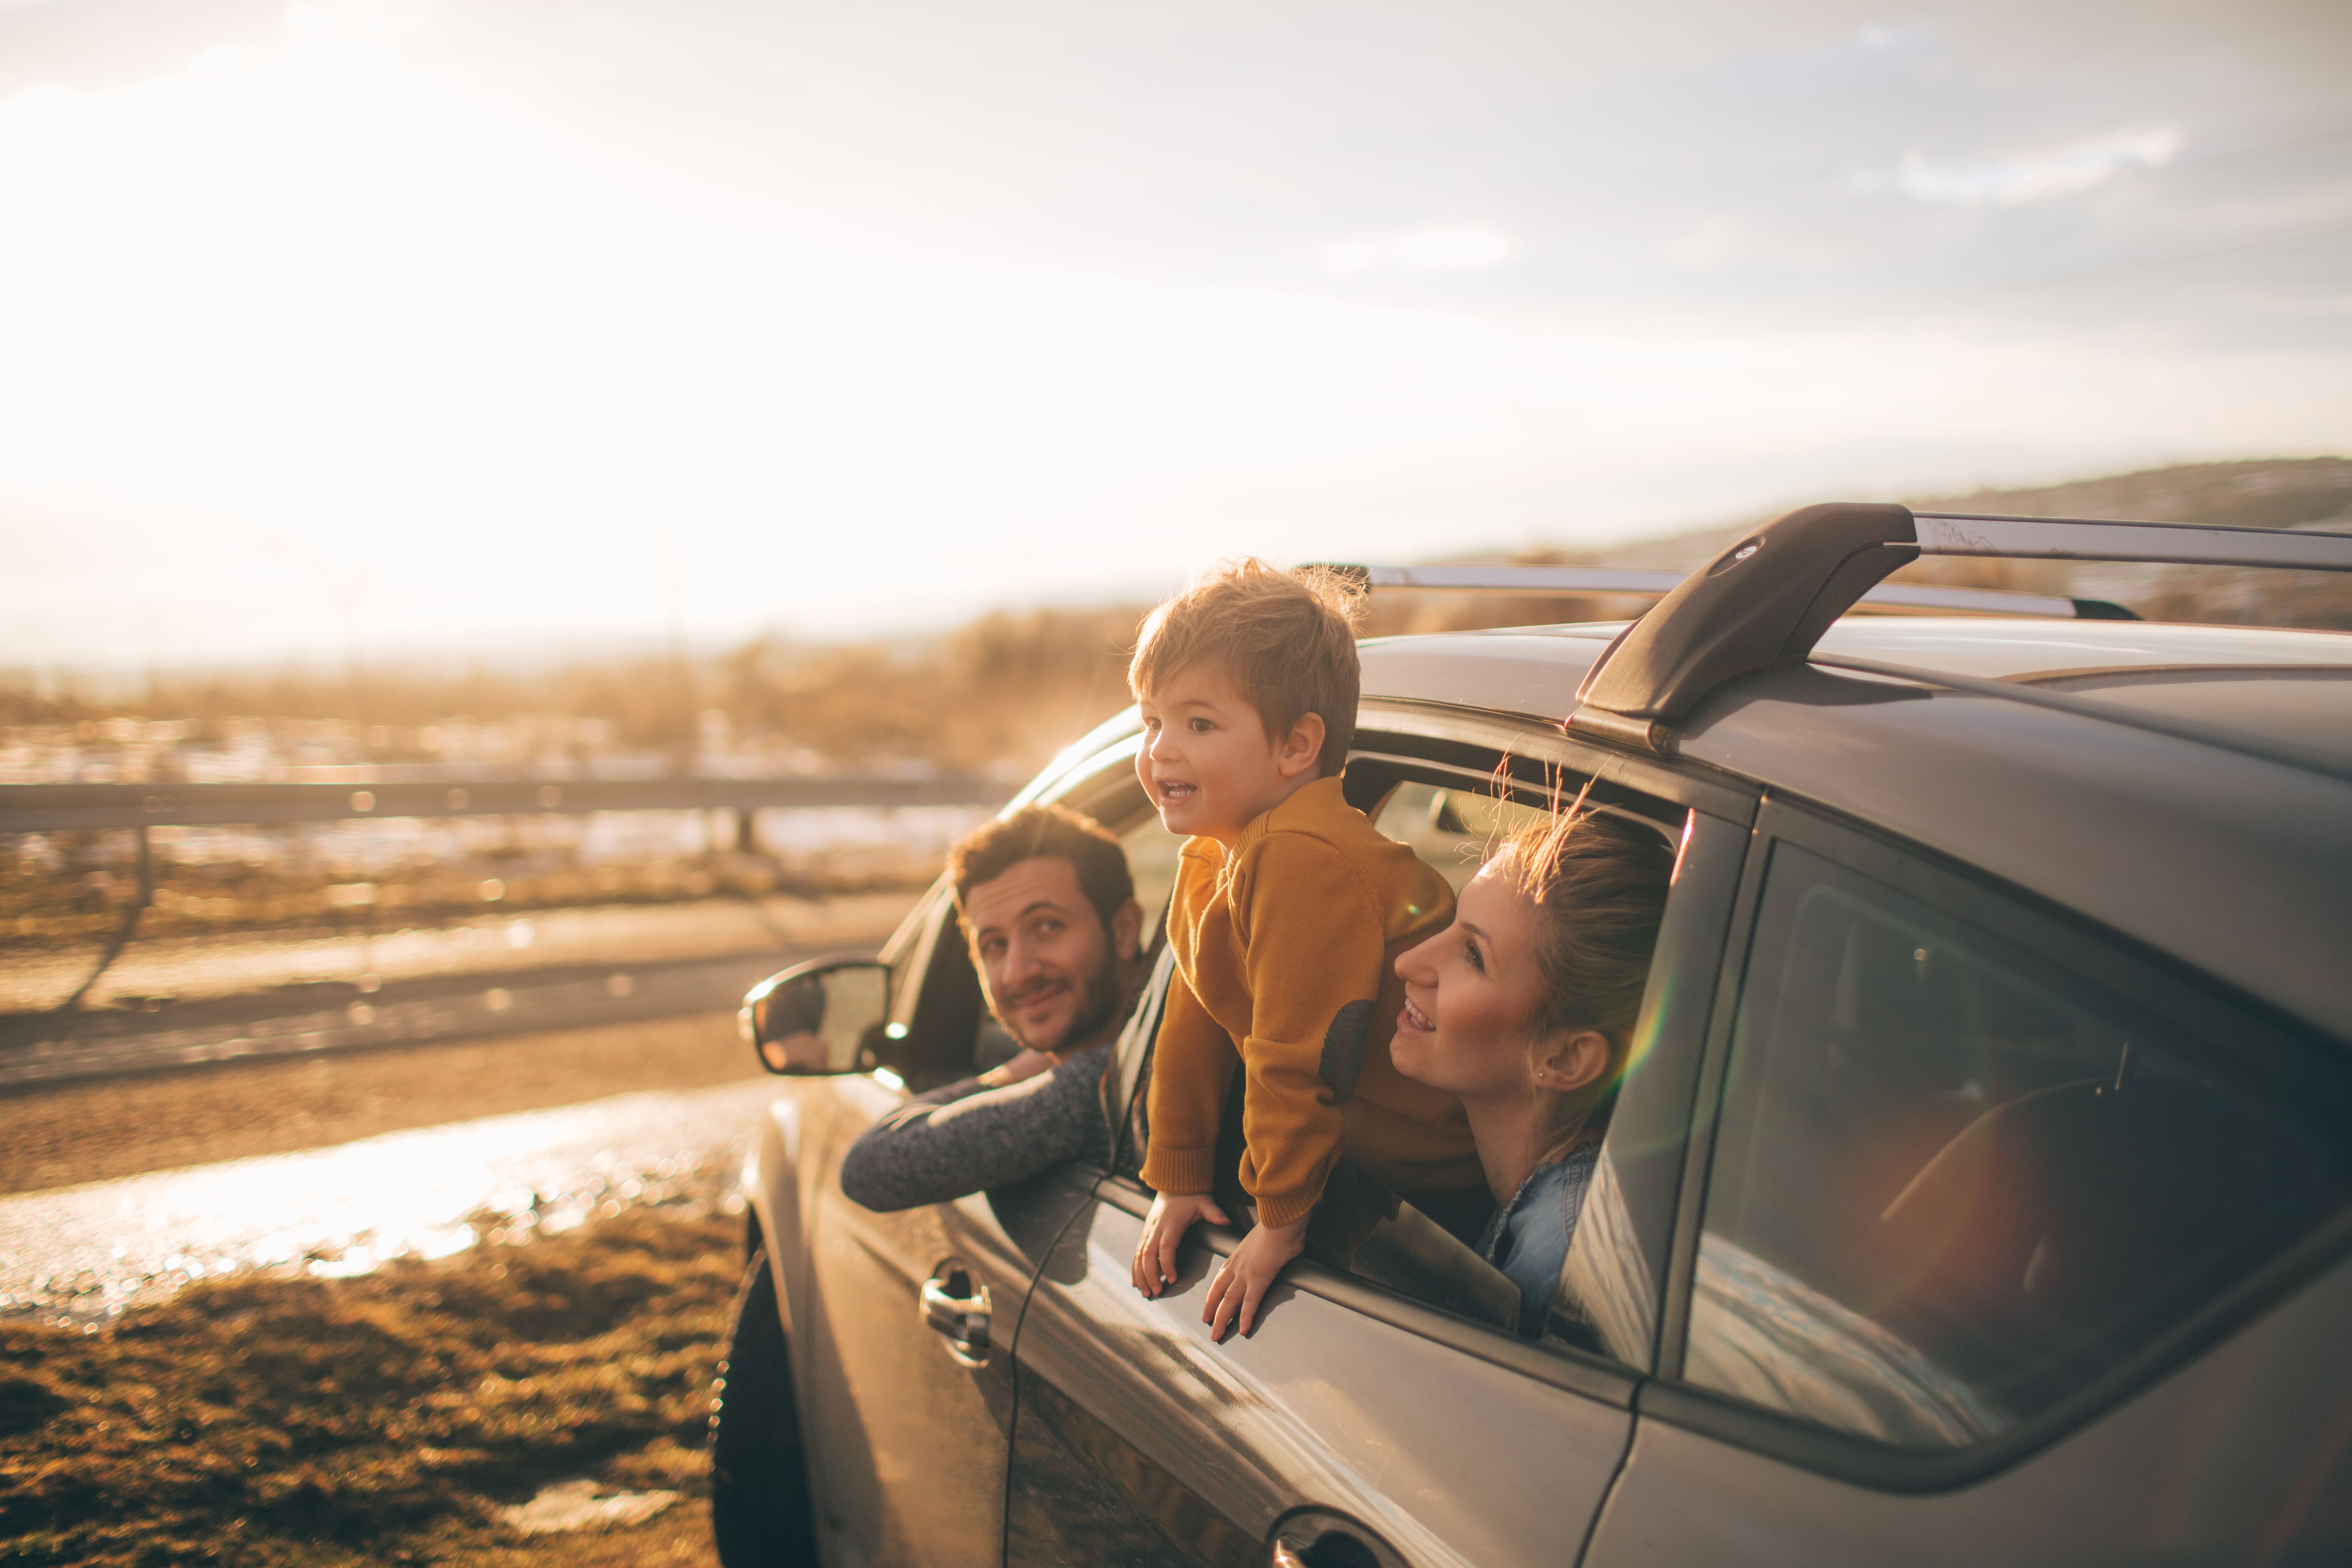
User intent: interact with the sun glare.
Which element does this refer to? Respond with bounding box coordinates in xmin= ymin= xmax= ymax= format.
xmin=0 ymin=22 xmax=2345 ymax=665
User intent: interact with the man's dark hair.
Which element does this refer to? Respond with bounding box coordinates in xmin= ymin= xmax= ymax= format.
xmin=948 ymin=804 xmax=1134 ymax=933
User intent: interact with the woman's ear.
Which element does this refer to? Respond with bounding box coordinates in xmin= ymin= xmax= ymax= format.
xmin=1535 ymin=1028 xmax=1613 ymax=1094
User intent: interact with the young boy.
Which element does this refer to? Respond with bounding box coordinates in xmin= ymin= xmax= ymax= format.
xmin=1127 ymin=559 xmax=1481 ymax=1339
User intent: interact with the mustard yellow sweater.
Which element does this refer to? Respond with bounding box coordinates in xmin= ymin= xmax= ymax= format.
xmin=1138 ymin=775 xmax=1480 ymax=1227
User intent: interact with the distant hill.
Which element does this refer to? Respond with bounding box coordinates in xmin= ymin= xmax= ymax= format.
xmin=1368 ymin=457 xmax=2352 ymax=635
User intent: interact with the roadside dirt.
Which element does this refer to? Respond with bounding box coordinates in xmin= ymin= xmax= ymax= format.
xmin=468 ymin=1505 xmax=717 ymax=1568
xmin=4 ymin=1200 xmax=739 ymax=1566
xmin=0 ymin=1011 xmax=763 ymax=1194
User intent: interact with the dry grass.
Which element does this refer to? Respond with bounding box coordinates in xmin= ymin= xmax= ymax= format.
xmin=0 ymin=1203 xmax=742 ymax=1566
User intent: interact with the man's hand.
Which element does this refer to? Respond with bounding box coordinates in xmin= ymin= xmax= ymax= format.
xmin=1132 ymin=1190 xmax=1229 ymax=1298
xmin=978 ymin=1047 xmax=1057 ymax=1088
xmin=1202 ymin=1215 xmax=1307 ymax=1341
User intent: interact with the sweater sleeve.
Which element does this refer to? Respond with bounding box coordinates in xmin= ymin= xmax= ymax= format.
xmin=1136 ymin=966 xmax=1237 ymax=1197
xmin=838 ymin=1042 xmax=1112 ymax=1212
xmin=1233 ymin=832 xmax=1394 ymax=1228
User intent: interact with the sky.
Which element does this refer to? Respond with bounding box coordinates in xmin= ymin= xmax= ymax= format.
xmin=2 ymin=0 xmax=2348 ymax=669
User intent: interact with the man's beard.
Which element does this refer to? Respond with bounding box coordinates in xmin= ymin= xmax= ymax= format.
xmin=997 ymin=951 xmax=1124 ymax=1055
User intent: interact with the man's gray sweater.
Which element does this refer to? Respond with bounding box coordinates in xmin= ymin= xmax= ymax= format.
xmin=837 ymin=1042 xmax=1115 ymax=1212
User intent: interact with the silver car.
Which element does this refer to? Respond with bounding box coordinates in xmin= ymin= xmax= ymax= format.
xmin=711 ymin=503 xmax=2352 ymax=1567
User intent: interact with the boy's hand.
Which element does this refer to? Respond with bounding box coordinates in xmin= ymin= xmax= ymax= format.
xmin=1132 ymin=1191 xmax=1229 ymax=1298
xmin=978 ymin=1048 xmax=1056 ymax=1088
xmin=1203 ymin=1215 xmax=1307 ymax=1341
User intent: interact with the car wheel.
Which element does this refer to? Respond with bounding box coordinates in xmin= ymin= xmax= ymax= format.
xmin=710 ymin=1247 xmax=819 ymax=1568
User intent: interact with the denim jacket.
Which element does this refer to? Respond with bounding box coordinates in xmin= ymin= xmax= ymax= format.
xmin=1476 ymin=1144 xmax=1598 ymax=1334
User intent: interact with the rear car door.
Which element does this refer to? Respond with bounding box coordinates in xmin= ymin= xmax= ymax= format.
xmin=1586 ymin=800 xmax=2352 ymax=1565
xmin=1001 ymin=731 xmax=1756 ymax=1567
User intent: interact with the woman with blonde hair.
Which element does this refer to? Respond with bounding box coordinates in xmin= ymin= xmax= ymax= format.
xmin=1387 ymin=798 xmax=1674 ymax=1328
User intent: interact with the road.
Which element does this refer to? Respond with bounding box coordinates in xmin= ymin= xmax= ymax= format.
xmin=0 ymin=1074 xmax=784 ymax=1327
xmin=0 ymin=889 xmax=920 ymax=1088
xmin=0 ymin=891 xmax=917 ymax=1325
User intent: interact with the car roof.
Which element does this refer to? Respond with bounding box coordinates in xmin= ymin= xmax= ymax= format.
xmin=1359 ymin=615 xmax=2352 ymax=1047
xmin=1361 ymin=615 xmax=2352 ymax=768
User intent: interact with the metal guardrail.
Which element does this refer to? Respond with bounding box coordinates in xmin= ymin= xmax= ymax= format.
xmin=2 ymin=772 xmax=1015 ymax=1013
xmin=0 ymin=773 xmax=1015 ymax=835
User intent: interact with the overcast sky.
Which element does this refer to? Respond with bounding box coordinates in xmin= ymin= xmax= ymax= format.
xmin=3 ymin=0 xmax=2348 ymax=668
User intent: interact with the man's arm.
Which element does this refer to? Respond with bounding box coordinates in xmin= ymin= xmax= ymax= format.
xmin=837 ymin=1042 xmax=1114 ymax=1212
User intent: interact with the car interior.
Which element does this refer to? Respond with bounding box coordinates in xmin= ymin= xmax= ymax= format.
xmin=1063 ymin=748 xmax=1690 ymax=1352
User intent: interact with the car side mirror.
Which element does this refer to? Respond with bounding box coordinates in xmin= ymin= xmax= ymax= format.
xmin=740 ymin=958 xmax=892 ymax=1076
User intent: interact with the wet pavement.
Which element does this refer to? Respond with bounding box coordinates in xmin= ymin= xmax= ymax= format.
xmin=0 ymin=952 xmax=797 ymax=1091
xmin=0 ymin=1077 xmax=784 ymax=1327
xmin=0 ymin=889 xmax=918 ymax=1090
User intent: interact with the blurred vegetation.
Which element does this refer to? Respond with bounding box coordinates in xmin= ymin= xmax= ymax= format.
xmin=6 ymin=460 xmax=2345 ymax=776
xmin=2 ymin=455 xmax=2345 ymax=816
xmin=0 ymin=1203 xmax=739 ymax=1567
xmin=0 ymin=846 xmax=848 ymax=948
xmin=709 ymin=604 xmax=1148 ymax=773
xmin=0 ymin=605 xmax=1153 ymax=779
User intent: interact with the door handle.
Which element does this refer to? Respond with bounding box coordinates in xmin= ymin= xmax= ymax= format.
xmin=920 ymin=1266 xmax=991 ymax=1368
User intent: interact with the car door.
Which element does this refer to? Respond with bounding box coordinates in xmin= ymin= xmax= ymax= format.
xmin=1584 ymin=799 xmax=2352 ymax=1566
xmin=783 ymin=732 xmax=1189 ymax=1568
xmin=790 ymin=877 xmax=1095 ymax=1568
xmin=1000 ymin=736 xmax=1755 ymax=1567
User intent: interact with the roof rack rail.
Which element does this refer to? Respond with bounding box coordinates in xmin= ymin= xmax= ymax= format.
xmin=1316 ymin=562 xmax=2137 ymax=621
xmin=1563 ymin=502 xmax=2352 ymax=754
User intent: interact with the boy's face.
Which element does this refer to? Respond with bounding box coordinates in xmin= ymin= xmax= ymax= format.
xmin=1135 ymin=661 xmax=1324 ymax=844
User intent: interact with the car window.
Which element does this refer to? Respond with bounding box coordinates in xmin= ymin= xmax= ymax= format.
xmin=968 ymin=755 xmax=1179 ymax=1076
xmin=1105 ymin=753 xmax=1695 ymax=1356
xmin=1683 ymin=840 xmax=2352 ymax=1449
xmin=1118 ymin=809 xmax=1185 ymax=948
xmin=972 ymin=807 xmax=1180 ymax=1073
xmin=1339 ymin=774 xmax=1685 ymax=1352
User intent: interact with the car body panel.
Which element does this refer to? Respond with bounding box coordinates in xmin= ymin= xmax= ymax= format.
xmin=1586 ymin=1247 xmax=2352 ymax=1567
xmin=1359 ymin=631 xmax=1610 ymax=719
xmin=1007 ymin=1182 xmax=1638 ymax=1568
xmin=1681 ymin=667 xmax=2352 ymax=1044
xmin=1364 ymin=619 xmax=2352 ymax=1046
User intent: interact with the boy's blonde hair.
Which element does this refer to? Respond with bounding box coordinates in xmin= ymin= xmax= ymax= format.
xmin=1128 ymin=559 xmax=1365 ymax=777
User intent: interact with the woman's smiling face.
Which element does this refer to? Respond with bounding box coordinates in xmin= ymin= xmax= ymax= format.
xmin=1391 ymin=860 xmax=1553 ymax=1099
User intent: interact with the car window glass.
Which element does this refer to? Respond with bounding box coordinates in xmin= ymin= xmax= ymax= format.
xmin=1119 ymin=809 xmax=1185 ymax=947
xmin=1684 ymin=841 xmax=2352 ymax=1449
xmin=1372 ymin=781 xmax=1553 ymax=892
